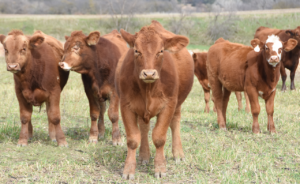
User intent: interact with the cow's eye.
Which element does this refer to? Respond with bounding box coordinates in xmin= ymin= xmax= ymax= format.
xmin=22 ymin=48 xmax=26 ymax=51
xmin=135 ymin=50 xmax=138 ymax=53
xmin=73 ymin=47 xmax=79 ymax=50
xmin=4 ymin=49 xmax=8 ymax=53
xmin=265 ymin=47 xmax=269 ymax=51
xmin=161 ymin=50 xmax=163 ymax=53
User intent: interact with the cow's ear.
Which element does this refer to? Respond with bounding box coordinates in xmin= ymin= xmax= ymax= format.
xmin=86 ymin=31 xmax=100 ymax=46
xmin=250 ymin=38 xmax=264 ymax=52
xmin=286 ymin=30 xmax=295 ymax=36
xmin=192 ymin=52 xmax=197 ymax=61
xmin=0 ymin=35 xmax=6 ymax=44
xmin=29 ymin=35 xmax=45 ymax=48
xmin=164 ymin=35 xmax=189 ymax=53
xmin=283 ymin=38 xmax=298 ymax=52
xmin=65 ymin=35 xmax=69 ymax=41
xmin=120 ymin=29 xmax=135 ymax=48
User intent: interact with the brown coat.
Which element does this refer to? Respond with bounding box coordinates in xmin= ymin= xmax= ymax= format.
xmin=115 ymin=21 xmax=194 ymax=179
xmin=59 ymin=30 xmax=128 ymax=145
xmin=207 ymin=37 xmax=297 ymax=133
xmin=192 ymin=52 xmax=250 ymax=113
xmin=254 ymin=26 xmax=300 ymax=91
xmin=0 ymin=30 xmax=69 ymax=146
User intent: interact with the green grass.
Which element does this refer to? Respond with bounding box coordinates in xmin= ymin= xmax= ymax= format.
xmin=1 ymin=55 xmax=300 ymax=183
xmin=187 ymin=44 xmax=210 ymax=51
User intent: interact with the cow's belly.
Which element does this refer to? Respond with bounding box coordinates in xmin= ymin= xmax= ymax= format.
xmin=22 ymin=89 xmax=49 ymax=106
xmin=218 ymin=65 xmax=245 ymax=91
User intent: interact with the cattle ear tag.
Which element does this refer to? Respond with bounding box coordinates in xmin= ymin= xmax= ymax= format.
xmin=254 ymin=45 xmax=260 ymax=52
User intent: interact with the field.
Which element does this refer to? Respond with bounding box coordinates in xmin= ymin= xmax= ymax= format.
xmin=1 ymin=11 xmax=300 ymax=183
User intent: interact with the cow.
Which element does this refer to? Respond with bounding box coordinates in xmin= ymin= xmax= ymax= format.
xmin=192 ymin=52 xmax=250 ymax=113
xmin=0 ymin=30 xmax=69 ymax=146
xmin=207 ymin=36 xmax=297 ymax=133
xmin=115 ymin=20 xmax=194 ymax=179
xmin=254 ymin=26 xmax=300 ymax=91
xmin=59 ymin=30 xmax=127 ymax=145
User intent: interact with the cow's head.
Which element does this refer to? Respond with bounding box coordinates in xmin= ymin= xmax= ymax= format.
xmin=60 ymin=31 xmax=100 ymax=74
xmin=251 ymin=35 xmax=297 ymax=67
xmin=286 ymin=26 xmax=300 ymax=47
xmin=0 ymin=30 xmax=44 ymax=74
xmin=120 ymin=27 xmax=188 ymax=83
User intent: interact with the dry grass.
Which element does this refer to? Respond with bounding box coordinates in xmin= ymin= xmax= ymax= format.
xmin=1 ymin=54 xmax=300 ymax=183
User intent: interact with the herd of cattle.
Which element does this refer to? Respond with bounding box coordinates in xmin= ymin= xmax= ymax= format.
xmin=1 ymin=20 xmax=300 ymax=179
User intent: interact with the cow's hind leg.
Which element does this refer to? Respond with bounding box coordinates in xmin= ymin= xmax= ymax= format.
xmin=280 ymin=64 xmax=287 ymax=91
xmin=170 ymin=105 xmax=184 ymax=163
xmin=235 ymin=92 xmax=242 ymax=111
xmin=222 ymin=88 xmax=231 ymax=125
xmin=211 ymin=79 xmax=226 ymax=130
xmin=203 ymin=88 xmax=210 ymax=113
xmin=108 ymin=92 xmax=121 ymax=146
xmin=138 ymin=116 xmax=150 ymax=164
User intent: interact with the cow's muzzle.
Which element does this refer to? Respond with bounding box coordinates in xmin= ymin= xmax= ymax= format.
xmin=59 ymin=62 xmax=72 ymax=71
xmin=139 ymin=69 xmax=159 ymax=83
xmin=7 ymin=63 xmax=21 ymax=73
xmin=268 ymin=56 xmax=280 ymax=67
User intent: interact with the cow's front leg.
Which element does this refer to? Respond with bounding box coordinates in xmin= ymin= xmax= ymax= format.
xmin=138 ymin=116 xmax=150 ymax=164
xmin=153 ymin=104 xmax=176 ymax=178
xmin=265 ymin=90 xmax=276 ymax=133
xmin=108 ymin=92 xmax=121 ymax=146
xmin=169 ymin=105 xmax=184 ymax=163
xmin=121 ymin=104 xmax=139 ymax=180
xmin=245 ymin=87 xmax=261 ymax=134
xmin=46 ymin=94 xmax=67 ymax=147
xmin=18 ymin=101 xmax=33 ymax=146
xmin=280 ymin=63 xmax=287 ymax=91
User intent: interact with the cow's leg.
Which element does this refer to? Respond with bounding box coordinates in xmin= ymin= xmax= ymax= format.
xmin=235 ymin=92 xmax=242 ymax=111
xmin=203 ymin=88 xmax=210 ymax=113
xmin=121 ymin=105 xmax=139 ymax=180
xmin=108 ymin=92 xmax=121 ymax=146
xmin=138 ymin=116 xmax=150 ymax=165
xmin=245 ymin=87 xmax=260 ymax=134
xmin=152 ymin=105 xmax=175 ymax=178
xmin=265 ymin=90 xmax=276 ymax=133
xmin=47 ymin=104 xmax=56 ymax=141
xmin=169 ymin=105 xmax=184 ymax=163
xmin=244 ymin=92 xmax=250 ymax=113
xmin=211 ymin=95 xmax=216 ymax=112
xmin=222 ymin=88 xmax=231 ymax=125
xmin=46 ymin=94 xmax=67 ymax=146
xmin=280 ymin=64 xmax=287 ymax=91
xmin=290 ymin=67 xmax=297 ymax=90
xmin=28 ymin=120 xmax=33 ymax=139
xmin=211 ymin=79 xmax=226 ymax=129
xmin=97 ymin=101 xmax=106 ymax=139
xmin=18 ymin=101 xmax=33 ymax=146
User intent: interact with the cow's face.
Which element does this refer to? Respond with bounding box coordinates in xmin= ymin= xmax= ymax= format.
xmin=121 ymin=27 xmax=188 ymax=83
xmin=251 ymin=35 xmax=297 ymax=67
xmin=0 ymin=30 xmax=44 ymax=74
xmin=286 ymin=26 xmax=300 ymax=46
xmin=60 ymin=31 xmax=100 ymax=74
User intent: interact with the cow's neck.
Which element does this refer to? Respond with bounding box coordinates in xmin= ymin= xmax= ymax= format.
xmin=259 ymin=54 xmax=280 ymax=89
xmin=14 ymin=55 xmax=35 ymax=90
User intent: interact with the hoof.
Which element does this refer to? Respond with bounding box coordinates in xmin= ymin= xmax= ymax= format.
xmin=175 ymin=157 xmax=185 ymax=164
xmin=155 ymin=172 xmax=166 ymax=179
xmin=122 ymin=173 xmax=135 ymax=180
xmin=98 ymin=133 xmax=105 ymax=139
xmin=141 ymin=159 xmax=149 ymax=165
xmin=58 ymin=142 xmax=68 ymax=147
xmin=17 ymin=144 xmax=27 ymax=147
xmin=113 ymin=140 xmax=122 ymax=146
xmin=89 ymin=139 xmax=98 ymax=143
xmin=52 ymin=139 xmax=57 ymax=142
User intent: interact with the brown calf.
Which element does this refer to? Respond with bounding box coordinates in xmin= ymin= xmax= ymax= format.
xmin=192 ymin=52 xmax=250 ymax=113
xmin=207 ymin=36 xmax=297 ymax=133
xmin=59 ymin=30 xmax=127 ymax=145
xmin=0 ymin=30 xmax=69 ymax=146
xmin=115 ymin=21 xmax=194 ymax=179
xmin=254 ymin=26 xmax=300 ymax=91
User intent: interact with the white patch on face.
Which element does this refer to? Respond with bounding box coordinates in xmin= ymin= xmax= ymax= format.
xmin=61 ymin=62 xmax=71 ymax=71
xmin=258 ymin=91 xmax=263 ymax=97
xmin=254 ymin=45 xmax=260 ymax=52
xmin=188 ymin=50 xmax=193 ymax=55
xmin=266 ymin=35 xmax=283 ymax=65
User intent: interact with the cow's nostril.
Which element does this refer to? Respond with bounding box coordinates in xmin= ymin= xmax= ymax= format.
xmin=143 ymin=71 xmax=147 ymax=77
xmin=152 ymin=71 xmax=156 ymax=76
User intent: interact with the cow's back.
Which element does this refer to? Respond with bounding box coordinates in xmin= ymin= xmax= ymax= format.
xmin=207 ymin=41 xmax=252 ymax=91
xmin=103 ymin=30 xmax=128 ymax=55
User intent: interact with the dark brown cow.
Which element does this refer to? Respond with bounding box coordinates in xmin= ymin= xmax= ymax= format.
xmin=192 ymin=52 xmax=250 ymax=113
xmin=207 ymin=36 xmax=297 ymax=133
xmin=59 ymin=30 xmax=127 ymax=145
xmin=0 ymin=30 xmax=69 ymax=146
xmin=115 ymin=21 xmax=194 ymax=179
xmin=254 ymin=26 xmax=300 ymax=91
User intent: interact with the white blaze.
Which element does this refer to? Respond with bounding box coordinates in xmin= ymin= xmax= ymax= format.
xmin=266 ymin=35 xmax=282 ymax=66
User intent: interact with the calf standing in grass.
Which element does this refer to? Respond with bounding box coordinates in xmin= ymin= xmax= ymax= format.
xmin=116 ymin=21 xmax=194 ymax=179
xmin=59 ymin=30 xmax=127 ymax=145
xmin=0 ymin=30 xmax=69 ymax=146
xmin=207 ymin=36 xmax=297 ymax=133
xmin=255 ymin=26 xmax=300 ymax=91
xmin=192 ymin=52 xmax=250 ymax=113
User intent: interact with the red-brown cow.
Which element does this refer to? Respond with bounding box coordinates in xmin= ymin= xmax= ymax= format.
xmin=192 ymin=52 xmax=250 ymax=113
xmin=207 ymin=36 xmax=297 ymax=133
xmin=115 ymin=21 xmax=194 ymax=179
xmin=59 ymin=30 xmax=127 ymax=145
xmin=0 ymin=30 xmax=69 ymax=146
xmin=254 ymin=26 xmax=300 ymax=91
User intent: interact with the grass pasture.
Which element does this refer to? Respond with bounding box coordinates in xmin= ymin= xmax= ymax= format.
xmin=1 ymin=12 xmax=300 ymax=183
